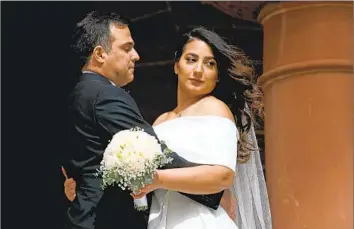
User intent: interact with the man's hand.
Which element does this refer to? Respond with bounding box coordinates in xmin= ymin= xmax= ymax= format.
xmin=220 ymin=189 xmax=237 ymax=221
xmin=62 ymin=166 xmax=76 ymax=202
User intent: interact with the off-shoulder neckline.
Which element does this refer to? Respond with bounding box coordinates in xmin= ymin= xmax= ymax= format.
xmin=153 ymin=115 xmax=236 ymax=127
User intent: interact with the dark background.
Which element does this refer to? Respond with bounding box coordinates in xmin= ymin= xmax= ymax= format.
xmin=2 ymin=2 xmax=263 ymax=228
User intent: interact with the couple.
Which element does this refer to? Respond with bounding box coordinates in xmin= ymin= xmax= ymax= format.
xmin=63 ymin=11 xmax=272 ymax=229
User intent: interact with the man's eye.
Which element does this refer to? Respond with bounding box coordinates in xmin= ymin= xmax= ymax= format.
xmin=123 ymin=46 xmax=132 ymax=52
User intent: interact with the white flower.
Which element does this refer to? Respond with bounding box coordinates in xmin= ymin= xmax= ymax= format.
xmin=134 ymin=132 xmax=162 ymax=161
xmin=102 ymin=154 xmax=119 ymax=170
xmin=97 ymin=127 xmax=173 ymax=211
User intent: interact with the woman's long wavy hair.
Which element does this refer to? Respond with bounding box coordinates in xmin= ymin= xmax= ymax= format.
xmin=174 ymin=27 xmax=264 ymax=163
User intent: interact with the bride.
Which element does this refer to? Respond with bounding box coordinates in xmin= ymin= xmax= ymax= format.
xmin=64 ymin=27 xmax=272 ymax=229
xmin=131 ymin=27 xmax=271 ymax=229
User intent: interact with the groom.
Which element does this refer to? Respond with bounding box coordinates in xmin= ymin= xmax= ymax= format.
xmin=64 ymin=11 xmax=224 ymax=229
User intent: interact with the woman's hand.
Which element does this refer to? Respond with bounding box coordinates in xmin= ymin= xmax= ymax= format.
xmin=131 ymin=171 xmax=162 ymax=199
xmin=61 ymin=166 xmax=76 ymax=202
xmin=220 ymin=189 xmax=237 ymax=221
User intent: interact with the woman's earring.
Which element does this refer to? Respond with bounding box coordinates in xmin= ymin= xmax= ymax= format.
xmin=233 ymin=92 xmax=237 ymax=99
xmin=216 ymin=78 xmax=220 ymax=83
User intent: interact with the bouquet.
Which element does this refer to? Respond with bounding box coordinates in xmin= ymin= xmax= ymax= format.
xmin=97 ymin=127 xmax=173 ymax=211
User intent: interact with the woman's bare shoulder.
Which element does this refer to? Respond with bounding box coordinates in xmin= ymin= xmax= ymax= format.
xmin=153 ymin=112 xmax=171 ymax=126
xmin=198 ymin=96 xmax=235 ymax=123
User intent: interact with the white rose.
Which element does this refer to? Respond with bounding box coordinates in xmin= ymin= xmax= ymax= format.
xmin=134 ymin=132 xmax=162 ymax=160
xmin=102 ymin=154 xmax=119 ymax=170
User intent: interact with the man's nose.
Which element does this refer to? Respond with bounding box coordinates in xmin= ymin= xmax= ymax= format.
xmin=131 ymin=48 xmax=140 ymax=62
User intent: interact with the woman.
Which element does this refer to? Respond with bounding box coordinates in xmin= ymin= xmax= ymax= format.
xmin=63 ymin=27 xmax=272 ymax=229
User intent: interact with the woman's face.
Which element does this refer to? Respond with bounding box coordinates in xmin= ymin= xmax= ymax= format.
xmin=174 ymin=39 xmax=218 ymax=97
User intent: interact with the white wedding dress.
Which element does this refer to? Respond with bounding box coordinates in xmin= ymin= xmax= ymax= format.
xmin=148 ymin=116 xmax=239 ymax=229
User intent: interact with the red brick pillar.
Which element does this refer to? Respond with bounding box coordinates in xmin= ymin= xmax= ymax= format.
xmin=257 ymin=2 xmax=353 ymax=229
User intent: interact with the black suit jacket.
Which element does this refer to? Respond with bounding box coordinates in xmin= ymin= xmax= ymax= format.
xmin=64 ymin=72 xmax=223 ymax=229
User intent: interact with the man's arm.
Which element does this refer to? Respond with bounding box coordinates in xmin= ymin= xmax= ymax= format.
xmin=94 ymin=87 xmax=223 ymax=209
xmin=94 ymin=88 xmax=199 ymax=168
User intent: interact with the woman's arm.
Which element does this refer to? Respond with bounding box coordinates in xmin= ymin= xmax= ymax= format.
xmin=155 ymin=165 xmax=234 ymax=194
xmin=220 ymin=188 xmax=237 ymax=220
xmin=133 ymin=97 xmax=237 ymax=196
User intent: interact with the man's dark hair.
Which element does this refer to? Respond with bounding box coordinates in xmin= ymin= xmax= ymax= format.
xmin=72 ymin=11 xmax=129 ymax=67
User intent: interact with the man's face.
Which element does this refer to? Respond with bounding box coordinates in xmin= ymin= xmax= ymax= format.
xmin=102 ymin=25 xmax=140 ymax=86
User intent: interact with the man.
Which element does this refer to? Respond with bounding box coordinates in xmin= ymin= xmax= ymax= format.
xmin=64 ymin=11 xmax=226 ymax=229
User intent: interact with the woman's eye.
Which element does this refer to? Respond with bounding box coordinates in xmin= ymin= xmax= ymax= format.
xmin=206 ymin=61 xmax=216 ymax=67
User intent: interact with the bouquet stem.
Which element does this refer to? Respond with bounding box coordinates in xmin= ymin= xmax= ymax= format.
xmin=134 ymin=195 xmax=148 ymax=211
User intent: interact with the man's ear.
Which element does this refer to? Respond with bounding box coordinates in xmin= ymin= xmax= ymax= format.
xmin=92 ymin=46 xmax=108 ymax=63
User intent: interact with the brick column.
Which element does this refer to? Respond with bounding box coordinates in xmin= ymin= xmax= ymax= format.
xmin=257 ymin=2 xmax=353 ymax=229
